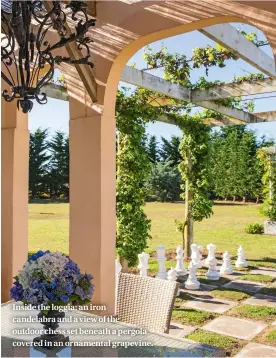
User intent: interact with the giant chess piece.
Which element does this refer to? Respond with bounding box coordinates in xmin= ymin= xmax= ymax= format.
xmin=138 ymin=252 xmax=149 ymax=277
xmin=185 ymin=262 xmax=200 ymax=290
xmin=191 ymin=244 xmax=202 ymax=268
xmin=175 ymin=245 xmax=187 ymax=277
xmin=168 ymin=267 xmax=180 ymax=295
xmin=235 ymin=246 xmax=248 ymax=268
xmin=205 ymin=243 xmax=219 ymax=280
xmin=205 ymin=243 xmax=216 ymax=266
xmin=220 ymin=251 xmax=233 ymax=275
xmin=156 ymin=243 xmax=168 ymax=279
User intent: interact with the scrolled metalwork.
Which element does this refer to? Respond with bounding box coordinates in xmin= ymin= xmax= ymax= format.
xmin=1 ymin=1 xmax=95 ymax=113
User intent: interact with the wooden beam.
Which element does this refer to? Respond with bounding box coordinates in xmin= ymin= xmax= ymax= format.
xmin=254 ymin=111 xmax=276 ymax=122
xmin=121 ymin=66 xmax=190 ymax=101
xmin=121 ymin=66 xmax=263 ymax=123
xmin=191 ymin=78 xmax=276 ymax=102
xmin=42 ymin=83 xmax=276 ymax=125
xmin=199 ymin=24 xmax=276 ymax=79
xmin=43 ymin=1 xmax=97 ymax=102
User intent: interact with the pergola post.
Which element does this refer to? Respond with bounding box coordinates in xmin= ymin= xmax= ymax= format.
xmin=68 ymin=94 xmax=116 ymax=315
xmin=1 ymin=94 xmax=29 ymax=302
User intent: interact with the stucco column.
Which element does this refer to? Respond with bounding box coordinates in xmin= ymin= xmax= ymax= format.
xmin=69 ymin=96 xmax=116 ymax=315
xmin=1 ymin=96 xmax=29 ymax=302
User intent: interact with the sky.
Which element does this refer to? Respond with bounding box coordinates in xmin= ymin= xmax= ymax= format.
xmin=29 ymin=23 xmax=276 ymax=142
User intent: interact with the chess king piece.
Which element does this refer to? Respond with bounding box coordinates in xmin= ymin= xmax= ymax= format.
xmin=191 ymin=244 xmax=202 ymax=268
xmin=175 ymin=245 xmax=187 ymax=277
xmin=220 ymin=251 xmax=233 ymax=275
xmin=185 ymin=262 xmax=200 ymax=290
xmin=235 ymin=246 xmax=248 ymax=268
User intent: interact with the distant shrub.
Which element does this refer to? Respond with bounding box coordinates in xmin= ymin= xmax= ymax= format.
xmin=39 ymin=193 xmax=50 ymax=200
xmin=245 ymin=223 xmax=264 ymax=234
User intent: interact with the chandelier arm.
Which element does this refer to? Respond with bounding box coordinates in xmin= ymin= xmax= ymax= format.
xmin=1 ymin=71 xmax=14 ymax=88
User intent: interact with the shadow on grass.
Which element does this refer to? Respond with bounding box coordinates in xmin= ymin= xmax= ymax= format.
xmin=29 ymin=199 xmax=69 ymax=204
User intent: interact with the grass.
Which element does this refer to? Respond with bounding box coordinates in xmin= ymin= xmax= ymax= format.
xmin=227 ymin=304 xmax=276 ymax=322
xmin=187 ymin=329 xmax=246 ymax=357
xmin=254 ymin=327 xmax=276 ymax=347
xmin=172 ymin=307 xmax=218 ymax=326
xmin=238 ymin=274 xmax=275 ymax=284
xmin=258 ymin=287 xmax=276 ymax=297
xmin=28 ymin=202 xmax=276 ymax=269
xmin=198 ymin=276 xmax=231 ymax=287
xmin=210 ymin=288 xmax=251 ymax=301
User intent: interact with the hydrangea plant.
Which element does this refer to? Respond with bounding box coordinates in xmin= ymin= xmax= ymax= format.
xmin=10 ymin=251 xmax=94 ymax=309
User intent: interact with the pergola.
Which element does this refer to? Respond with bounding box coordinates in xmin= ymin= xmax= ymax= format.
xmin=2 ymin=0 xmax=276 ymax=315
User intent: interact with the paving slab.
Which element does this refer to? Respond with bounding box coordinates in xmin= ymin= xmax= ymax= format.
xmin=223 ymin=280 xmax=266 ymax=293
xmin=202 ymin=316 xmax=267 ymax=340
xmin=235 ymin=342 xmax=276 ymax=357
xmin=184 ymin=296 xmax=238 ymax=314
xmin=250 ymin=268 xmax=276 ymax=277
xmin=179 ymin=283 xmax=217 ymax=294
xmin=169 ymin=323 xmax=196 ymax=338
xmin=244 ymin=294 xmax=276 ymax=308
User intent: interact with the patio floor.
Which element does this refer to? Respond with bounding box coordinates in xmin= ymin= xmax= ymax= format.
xmin=170 ymin=265 xmax=276 ymax=357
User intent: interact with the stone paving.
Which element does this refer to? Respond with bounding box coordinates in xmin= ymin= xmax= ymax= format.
xmin=169 ymin=265 xmax=276 ymax=357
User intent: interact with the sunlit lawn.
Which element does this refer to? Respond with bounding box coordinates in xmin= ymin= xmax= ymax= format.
xmin=28 ymin=201 xmax=276 ymax=263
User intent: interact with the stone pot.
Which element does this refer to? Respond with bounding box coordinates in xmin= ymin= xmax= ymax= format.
xmin=264 ymin=220 xmax=276 ymax=235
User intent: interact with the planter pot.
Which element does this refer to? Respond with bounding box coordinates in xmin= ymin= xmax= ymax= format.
xmin=264 ymin=220 xmax=276 ymax=235
xmin=33 ymin=310 xmax=69 ymax=350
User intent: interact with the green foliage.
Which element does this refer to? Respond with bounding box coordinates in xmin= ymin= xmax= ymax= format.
xmin=210 ymin=126 xmax=273 ymax=202
xmin=146 ymin=160 xmax=181 ymax=202
xmin=159 ymin=136 xmax=182 ymax=166
xmin=192 ymin=44 xmax=238 ymax=74
xmin=239 ymin=274 xmax=274 ymax=284
xmin=29 ymin=128 xmax=51 ymax=199
xmin=172 ymin=308 xmax=218 ymax=326
xmin=146 ymin=135 xmax=159 ymax=164
xmin=232 ymin=73 xmax=265 ymax=83
xmin=211 ymin=288 xmax=251 ymax=301
xmin=245 ymin=222 xmax=264 ymax=234
xmin=48 ymin=132 xmax=69 ymax=199
xmin=176 ymin=115 xmax=213 ymax=222
xmin=258 ymin=148 xmax=276 ymax=221
xmin=229 ymin=304 xmax=276 ymax=322
xmin=116 ymin=89 xmax=160 ymax=266
xmin=187 ymin=329 xmax=245 ymax=356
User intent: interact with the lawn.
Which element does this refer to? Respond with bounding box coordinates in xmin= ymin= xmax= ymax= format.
xmin=28 ymin=201 xmax=276 ymax=264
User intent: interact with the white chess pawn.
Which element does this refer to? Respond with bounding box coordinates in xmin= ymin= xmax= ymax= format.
xmin=185 ymin=262 xmax=200 ymax=290
xmin=191 ymin=244 xmax=202 ymax=268
xmin=175 ymin=245 xmax=187 ymax=276
xmin=205 ymin=255 xmax=219 ymax=281
xmin=156 ymin=243 xmax=168 ymax=279
xmin=220 ymin=251 xmax=233 ymax=275
xmin=138 ymin=252 xmax=149 ymax=277
xmin=235 ymin=246 xmax=248 ymax=268
xmin=168 ymin=267 xmax=180 ymax=295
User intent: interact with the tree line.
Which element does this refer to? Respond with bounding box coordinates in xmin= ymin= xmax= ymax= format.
xmin=29 ymin=125 xmax=274 ymax=202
